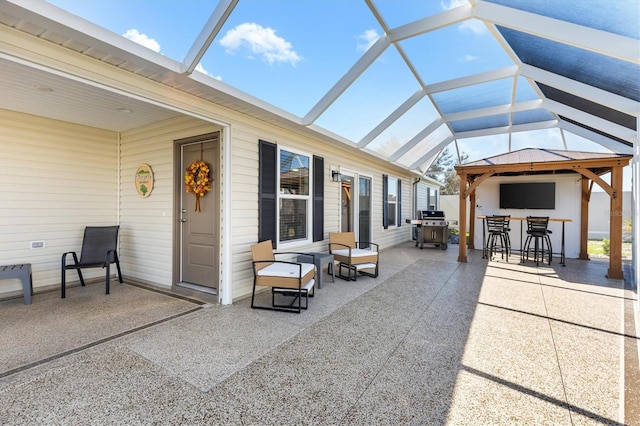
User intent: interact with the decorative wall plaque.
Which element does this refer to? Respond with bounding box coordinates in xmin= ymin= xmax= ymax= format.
xmin=135 ymin=163 xmax=154 ymax=198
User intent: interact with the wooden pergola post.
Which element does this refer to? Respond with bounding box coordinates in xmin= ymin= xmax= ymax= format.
xmin=458 ymin=172 xmax=468 ymax=263
xmin=469 ymin=191 xmax=476 ymax=250
xmin=579 ymin=178 xmax=591 ymax=260
xmin=607 ymin=165 xmax=624 ymax=279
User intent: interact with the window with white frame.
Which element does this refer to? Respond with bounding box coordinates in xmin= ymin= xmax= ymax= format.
xmin=259 ymin=140 xmax=323 ymax=248
xmin=279 ymin=148 xmax=310 ymax=243
xmin=387 ymin=176 xmax=397 ymax=227
xmin=383 ymin=174 xmax=402 ymax=229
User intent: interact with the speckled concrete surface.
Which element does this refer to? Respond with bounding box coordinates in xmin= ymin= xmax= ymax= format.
xmin=0 ymin=244 xmax=636 ymax=425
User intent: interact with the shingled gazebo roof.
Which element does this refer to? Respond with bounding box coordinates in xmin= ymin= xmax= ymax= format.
xmin=457 ymin=148 xmax=632 ymax=177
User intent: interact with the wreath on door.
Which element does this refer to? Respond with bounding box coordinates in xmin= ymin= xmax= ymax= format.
xmin=184 ymin=160 xmax=211 ymax=212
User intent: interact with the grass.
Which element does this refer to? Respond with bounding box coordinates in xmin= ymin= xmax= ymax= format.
xmin=588 ymin=239 xmax=632 ymax=259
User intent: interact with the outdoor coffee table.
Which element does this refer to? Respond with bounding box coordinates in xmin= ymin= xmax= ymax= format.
xmin=296 ymin=252 xmax=335 ymax=289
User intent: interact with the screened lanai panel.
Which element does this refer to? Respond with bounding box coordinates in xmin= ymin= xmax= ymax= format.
xmin=48 ymin=0 xmax=216 ymax=60
xmin=486 ymin=0 xmax=639 ymax=39
xmin=498 ymin=27 xmax=640 ymax=102
xmin=399 ymin=23 xmax=513 ymax=84
xmin=514 ymin=76 xmax=539 ymax=103
xmin=314 ymin=47 xmax=419 ymax=143
xmin=511 ymin=109 xmax=555 ymax=126
xmin=396 ymin=124 xmax=452 ymax=168
xmin=366 ymin=97 xmax=441 ymax=157
xmin=538 ymin=83 xmax=637 ymax=130
xmin=510 ymin=128 xmax=567 ymax=152
xmin=450 ymin=114 xmax=510 ymax=133
xmin=561 ymin=116 xmax=633 ymax=148
xmin=199 ymin=0 xmax=382 ymax=117
xmin=432 ymin=78 xmax=513 ymax=114
xmin=372 ymin=0 xmax=450 ymax=28
xmin=456 ymin=134 xmax=510 ymax=164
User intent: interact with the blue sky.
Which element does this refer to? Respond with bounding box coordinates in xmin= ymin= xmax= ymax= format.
xmin=46 ymin=0 xmax=632 ymax=190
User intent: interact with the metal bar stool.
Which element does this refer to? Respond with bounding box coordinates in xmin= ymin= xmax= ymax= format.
xmin=522 ymin=216 xmax=552 ymax=266
xmin=486 ymin=215 xmax=511 ymax=262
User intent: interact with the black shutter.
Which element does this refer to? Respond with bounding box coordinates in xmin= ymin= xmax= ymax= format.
xmin=259 ymin=140 xmax=277 ymax=248
xmin=313 ymin=155 xmax=324 ymax=242
xmin=382 ymin=174 xmax=389 ymax=229
xmin=397 ymin=179 xmax=402 ymax=227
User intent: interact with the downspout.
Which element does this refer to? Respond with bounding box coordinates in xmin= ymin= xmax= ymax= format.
xmin=220 ymin=125 xmax=232 ymax=305
xmin=117 ymin=132 xmax=121 ymax=226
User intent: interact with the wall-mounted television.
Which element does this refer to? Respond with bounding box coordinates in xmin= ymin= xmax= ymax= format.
xmin=499 ymin=182 xmax=555 ymax=209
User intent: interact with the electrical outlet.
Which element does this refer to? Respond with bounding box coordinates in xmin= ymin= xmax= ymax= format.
xmin=30 ymin=241 xmax=45 ymax=249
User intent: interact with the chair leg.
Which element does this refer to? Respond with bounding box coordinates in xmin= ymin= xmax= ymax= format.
xmin=114 ymin=253 xmax=123 ymax=283
xmin=61 ymin=268 xmax=66 ymax=299
xmin=105 ymin=264 xmax=110 ymax=295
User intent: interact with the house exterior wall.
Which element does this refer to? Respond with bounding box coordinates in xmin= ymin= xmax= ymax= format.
xmin=0 ymin=27 xmax=416 ymax=302
xmin=0 ymin=109 xmax=118 ymax=293
xmin=0 ymin=108 xmax=416 ymax=302
xmin=587 ymin=191 xmax=632 ymax=241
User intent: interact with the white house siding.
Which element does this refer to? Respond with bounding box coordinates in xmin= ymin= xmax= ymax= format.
xmin=0 ymin=110 xmax=118 ymax=295
xmin=118 ymin=116 xmax=222 ymax=288
xmin=0 ymin=31 xmax=417 ymax=302
xmin=225 ymin=121 xmax=415 ymax=301
xmin=470 ymin=175 xmax=581 ymax=259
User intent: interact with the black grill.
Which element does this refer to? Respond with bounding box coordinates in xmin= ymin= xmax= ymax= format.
xmin=414 ymin=210 xmax=448 ymax=250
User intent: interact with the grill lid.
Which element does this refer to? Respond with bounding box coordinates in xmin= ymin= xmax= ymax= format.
xmin=417 ymin=210 xmax=446 ymax=219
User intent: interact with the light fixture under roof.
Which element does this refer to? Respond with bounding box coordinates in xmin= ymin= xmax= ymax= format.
xmin=35 ymin=85 xmax=53 ymax=92
xmin=116 ymin=107 xmax=133 ymax=113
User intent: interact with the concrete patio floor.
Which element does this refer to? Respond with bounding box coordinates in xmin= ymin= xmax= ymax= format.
xmin=0 ymin=242 xmax=638 ymax=425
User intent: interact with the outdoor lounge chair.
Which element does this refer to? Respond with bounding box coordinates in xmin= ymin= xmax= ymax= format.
xmin=250 ymin=240 xmax=316 ymax=313
xmin=61 ymin=225 xmax=123 ymax=298
xmin=328 ymin=232 xmax=379 ymax=281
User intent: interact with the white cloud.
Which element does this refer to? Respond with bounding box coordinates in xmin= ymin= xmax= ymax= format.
xmin=458 ymin=19 xmax=488 ymax=35
xmin=195 ymin=63 xmax=222 ymax=80
xmin=219 ymin=22 xmax=301 ymax=66
xmin=356 ymin=29 xmax=380 ymax=52
xmin=459 ymin=54 xmax=478 ymax=62
xmin=440 ymin=0 xmax=468 ymax=10
xmin=123 ymin=29 xmax=161 ymax=53
xmin=440 ymin=0 xmax=488 ymax=35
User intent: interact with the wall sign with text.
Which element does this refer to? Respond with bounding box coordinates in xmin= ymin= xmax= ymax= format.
xmin=135 ymin=163 xmax=154 ymax=198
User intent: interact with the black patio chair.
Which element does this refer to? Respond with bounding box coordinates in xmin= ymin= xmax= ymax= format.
xmin=61 ymin=226 xmax=123 ymax=298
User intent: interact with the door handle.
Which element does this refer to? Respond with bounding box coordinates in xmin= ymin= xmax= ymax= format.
xmin=179 ymin=218 xmax=187 ymax=223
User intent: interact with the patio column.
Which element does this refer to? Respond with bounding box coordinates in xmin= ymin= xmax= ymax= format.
xmin=579 ymin=178 xmax=591 ymax=260
xmin=458 ymin=172 xmax=468 ymax=263
xmin=607 ymin=165 xmax=624 ymax=279
xmin=468 ymin=191 xmax=476 ymax=250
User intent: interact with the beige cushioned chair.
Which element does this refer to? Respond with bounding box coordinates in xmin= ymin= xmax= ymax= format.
xmin=250 ymin=240 xmax=316 ymax=313
xmin=329 ymin=232 xmax=379 ymax=281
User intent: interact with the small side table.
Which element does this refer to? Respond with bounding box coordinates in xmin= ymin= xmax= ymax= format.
xmin=296 ymin=252 xmax=335 ymax=289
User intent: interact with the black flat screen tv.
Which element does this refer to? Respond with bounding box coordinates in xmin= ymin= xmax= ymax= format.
xmin=499 ymin=182 xmax=555 ymax=209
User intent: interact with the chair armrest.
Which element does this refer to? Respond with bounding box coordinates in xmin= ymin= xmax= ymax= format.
xmin=252 ymin=259 xmax=310 ymax=279
xmin=61 ymin=251 xmax=79 ymax=268
xmin=356 ymin=241 xmax=379 ymax=251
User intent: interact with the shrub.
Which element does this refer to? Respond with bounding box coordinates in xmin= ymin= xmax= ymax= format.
xmin=602 ymin=238 xmax=610 ymax=256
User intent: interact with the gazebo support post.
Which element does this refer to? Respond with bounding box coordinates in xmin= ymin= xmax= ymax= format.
xmin=579 ymin=178 xmax=591 ymax=260
xmin=458 ymin=173 xmax=468 ymax=263
xmin=607 ymin=166 xmax=624 ymax=279
xmin=469 ymin=191 xmax=476 ymax=250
